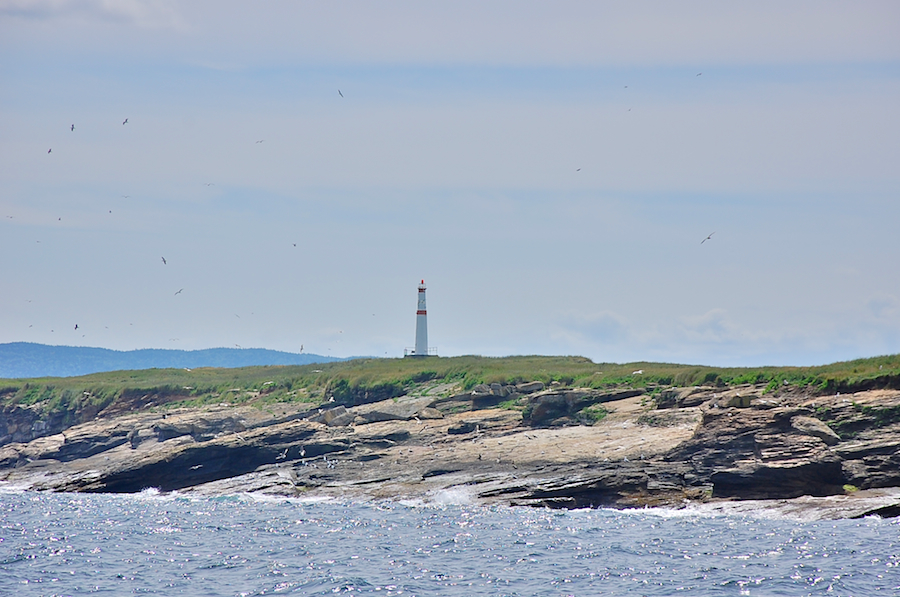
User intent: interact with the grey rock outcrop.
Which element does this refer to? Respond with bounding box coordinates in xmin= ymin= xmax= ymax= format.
xmin=792 ymin=415 xmax=841 ymax=445
xmin=3 ymin=383 xmax=900 ymax=519
xmin=352 ymin=397 xmax=438 ymax=423
xmin=523 ymin=388 xmax=644 ymax=427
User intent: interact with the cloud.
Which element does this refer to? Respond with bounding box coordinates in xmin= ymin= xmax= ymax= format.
xmin=676 ymin=308 xmax=742 ymax=345
xmin=8 ymin=2 xmax=895 ymax=67
xmin=867 ymin=295 xmax=900 ymax=321
xmin=200 ymin=1 xmax=900 ymax=67
xmin=0 ymin=0 xmax=185 ymax=29
xmin=553 ymin=310 xmax=629 ymax=346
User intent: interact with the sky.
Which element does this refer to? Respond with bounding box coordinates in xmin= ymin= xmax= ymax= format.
xmin=1 ymin=1 xmax=899 ymax=367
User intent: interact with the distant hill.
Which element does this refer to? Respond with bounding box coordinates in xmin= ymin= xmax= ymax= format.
xmin=0 ymin=342 xmax=349 ymax=379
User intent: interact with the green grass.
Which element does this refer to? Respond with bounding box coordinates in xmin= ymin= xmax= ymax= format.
xmin=2 ymin=353 xmax=899 ymax=422
xmin=576 ymin=404 xmax=609 ymax=424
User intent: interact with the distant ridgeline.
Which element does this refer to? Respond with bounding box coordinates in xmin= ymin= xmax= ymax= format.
xmin=0 ymin=343 xmax=349 ymax=379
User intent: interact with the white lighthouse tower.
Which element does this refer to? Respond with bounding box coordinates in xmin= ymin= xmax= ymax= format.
xmin=409 ymin=279 xmax=431 ymax=357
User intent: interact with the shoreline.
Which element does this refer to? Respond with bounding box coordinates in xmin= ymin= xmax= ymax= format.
xmin=2 ymin=382 xmax=899 ymax=520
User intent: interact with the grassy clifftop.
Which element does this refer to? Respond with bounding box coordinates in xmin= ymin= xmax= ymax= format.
xmin=2 ymin=354 xmax=900 ymax=425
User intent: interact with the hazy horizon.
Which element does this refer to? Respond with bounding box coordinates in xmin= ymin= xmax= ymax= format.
xmin=2 ymin=2 xmax=899 ymax=367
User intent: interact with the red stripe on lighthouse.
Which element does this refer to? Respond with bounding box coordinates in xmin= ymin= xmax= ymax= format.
xmin=417 ymin=310 xmax=427 ymax=315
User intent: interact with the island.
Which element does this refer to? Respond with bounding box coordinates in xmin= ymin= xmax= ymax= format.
xmin=2 ymin=355 xmax=899 ymax=519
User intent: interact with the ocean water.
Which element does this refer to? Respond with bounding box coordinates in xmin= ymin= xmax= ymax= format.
xmin=0 ymin=487 xmax=898 ymax=596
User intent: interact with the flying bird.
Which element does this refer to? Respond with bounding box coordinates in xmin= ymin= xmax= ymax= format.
xmin=696 ymin=73 xmax=702 ymax=76
xmin=161 ymin=256 xmax=167 ymax=264
xmin=174 ymin=288 xmax=183 ymax=295
xmin=338 ymin=90 xmax=343 ymax=97
xmin=70 ymin=124 xmax=75 ymax=131
xmin=74 ymin=324 xmax=78 ymax=330
xmin=576 ymin=168 xmax=581 ymax=171
xmin=122 ymin=118 xmax=128 ymax=125
xmin=122 ymin=195 xmax=130 ymax=198
xmin=701 ymin=232 xmax=715 ymax=244
xmin=48 ymin=148 xmax=51 ymax=153
xmin=255 ymin=140 xmax=265 ymax=144
xmin=293 ymin=243 xmax=296 ymax=247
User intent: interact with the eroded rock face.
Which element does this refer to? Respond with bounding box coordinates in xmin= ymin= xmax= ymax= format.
xmin=665 ymin=406 xmax=847 ymax=499
xmin=523 ymin=388 xmax=644 ymax=427
xmin=2 ymin=386 xmax=900 ymax=518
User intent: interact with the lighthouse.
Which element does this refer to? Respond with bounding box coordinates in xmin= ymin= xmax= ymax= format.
xmin=414 ymin=280 xmax=428 ymax=356
xmin=405 ymin=280 xmax=436 ymax=358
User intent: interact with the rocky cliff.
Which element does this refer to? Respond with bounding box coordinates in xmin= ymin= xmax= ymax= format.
xmin=2 ymin=380 xmax=900 ymax=519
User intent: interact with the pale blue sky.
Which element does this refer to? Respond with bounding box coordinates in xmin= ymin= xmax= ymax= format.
xmin=2 ymin=1 xmax=899 ymax=366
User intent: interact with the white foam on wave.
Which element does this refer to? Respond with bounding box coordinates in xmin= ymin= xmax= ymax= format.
xmin=243 ymin=491 xmax=337 ymax=506
xmin=0 ymin=481 xmax=30 ymax=494
xmin=425 ymin=485 xmax=477 ymax=506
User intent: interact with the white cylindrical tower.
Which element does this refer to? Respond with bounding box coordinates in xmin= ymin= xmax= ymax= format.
xmin=414 ymin=280 xmax=428 ymax=356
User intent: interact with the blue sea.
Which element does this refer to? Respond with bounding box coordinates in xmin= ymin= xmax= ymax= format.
xmin=0 ymin=488 xmax=897 ymax=596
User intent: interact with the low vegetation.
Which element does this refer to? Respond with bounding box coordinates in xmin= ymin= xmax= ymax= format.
xmin=1 ymin=354 xmax=899 ymax=423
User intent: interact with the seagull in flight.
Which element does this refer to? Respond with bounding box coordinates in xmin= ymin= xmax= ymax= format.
xmin=696 ymin=73 xmax=702 ymax=76
xmin=701 ymin=232 xmax=715 ymax=244
xmin=74 ymin=324 xmax=78 ymax=330
xmin=70 ymin=124 xmax=75 ymax=131
xmin=576 ymin=168 xmax=581 ymax=171
xmin=48 ymin=148 xmax=52 ymax=153
xmin=161 ymin=256 xmax=167 ymax=265
xmin=255 ymin=140 xmax=265 ymax=144
xmin=338 ymin=89 xmax=343 ymax=97
xmin=122 ymin=118 xmax=128 ymax=125
xmin=174 ymin=288 xmax=183 ymax=295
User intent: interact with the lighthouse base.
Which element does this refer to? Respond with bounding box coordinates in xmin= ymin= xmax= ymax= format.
xmin=404 ymin=348 xmax=438 ymax=358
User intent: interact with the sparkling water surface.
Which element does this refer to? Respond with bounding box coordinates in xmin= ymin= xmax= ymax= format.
xmin=1 ymin=487 xmax=898 ymax=596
